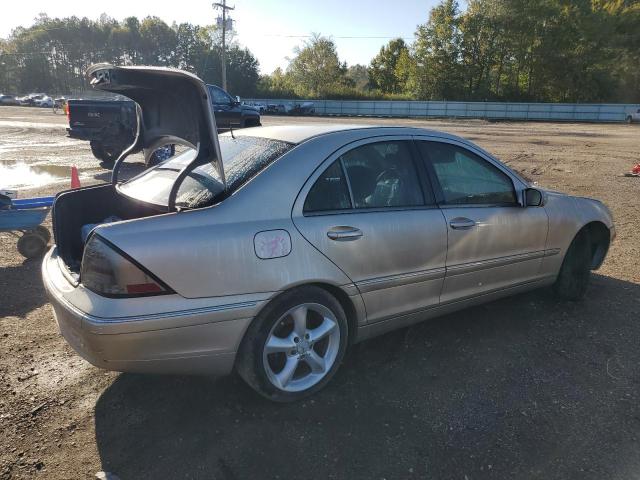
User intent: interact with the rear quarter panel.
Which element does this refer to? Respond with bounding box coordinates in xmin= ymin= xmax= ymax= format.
xmin=96 ymin=203 xmax=353 ymax=299
xmin=94 ymin=134 xmax=367 ymax=299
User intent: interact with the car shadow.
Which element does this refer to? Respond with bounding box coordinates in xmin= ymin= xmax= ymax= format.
xmin=94 ymin=274 xmax=640 ymax=479
xmin=0 ymin=257 xmax=47 ymax=318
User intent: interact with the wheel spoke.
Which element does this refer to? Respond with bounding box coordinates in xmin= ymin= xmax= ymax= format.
xmin=275 ymin=356 xmax=299 ymax=388
xmin=307 ymin=317 xmax=337 ymax=343
xmin=265 ymin=334 xmax=295 ymax=354
xmin=291 ymin=305 xmax=308 ymax=337
xmin=304 ymin=350 xmax=326 ymax=374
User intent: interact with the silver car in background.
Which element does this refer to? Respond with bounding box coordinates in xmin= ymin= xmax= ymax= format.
xmin=42 ymin=66 xmax=615 ymax=402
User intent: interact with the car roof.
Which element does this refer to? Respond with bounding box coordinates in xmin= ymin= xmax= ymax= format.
xmin=227 ymin=124 xmax=464 ymax=145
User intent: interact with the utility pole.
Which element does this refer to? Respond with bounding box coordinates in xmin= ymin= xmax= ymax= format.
xmin=212 ymin=0 xmax=234 ymax=91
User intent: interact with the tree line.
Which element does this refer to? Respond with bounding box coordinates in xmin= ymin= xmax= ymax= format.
xmin=262 ymin=0 xmax=640 ymax=103
xmin=1 ymin=0 xmax=639 ymax=103
xmin=0 ymin=14 xmax=259 ymax=96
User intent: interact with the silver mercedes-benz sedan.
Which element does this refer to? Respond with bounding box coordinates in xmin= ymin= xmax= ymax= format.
xmin=43 ymin=66 xmax=615 ymax=402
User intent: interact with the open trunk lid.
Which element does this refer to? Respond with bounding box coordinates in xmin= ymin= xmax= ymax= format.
xmin=86 ymin=64 xmax=225 ymax=190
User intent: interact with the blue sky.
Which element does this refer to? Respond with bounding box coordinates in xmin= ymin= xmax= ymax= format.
xmin=0 ymin=0 xmax=439 ymax=73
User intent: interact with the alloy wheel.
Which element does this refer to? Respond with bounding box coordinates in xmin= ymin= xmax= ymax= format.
xmin=262 ymin=303 xmax=340 ymax=392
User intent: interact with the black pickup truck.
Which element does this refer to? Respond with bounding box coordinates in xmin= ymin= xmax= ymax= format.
xmin=67 ymin=84 xmax=261 ymax=166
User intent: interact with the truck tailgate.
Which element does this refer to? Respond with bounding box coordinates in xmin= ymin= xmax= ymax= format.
xmin=68 ymin=100 xmax=135 ymax=130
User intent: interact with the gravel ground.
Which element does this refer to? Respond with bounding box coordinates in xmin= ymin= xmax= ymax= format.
xmin=0 ymin=106 xmax=639 ymax=479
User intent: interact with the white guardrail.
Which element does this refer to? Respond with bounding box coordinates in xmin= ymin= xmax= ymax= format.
xmin=246 ymin=99 xmax=640 ymax=123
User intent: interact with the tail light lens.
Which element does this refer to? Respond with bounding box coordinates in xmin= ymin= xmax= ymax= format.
xmin=65 ymin=102 xmax=70 ymax=122
xmin=80 ymin=235 xmax=171 ymax=297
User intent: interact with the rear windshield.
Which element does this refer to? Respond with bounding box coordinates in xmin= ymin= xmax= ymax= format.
xmin=118 ymin=136 xmax=293 ymax=208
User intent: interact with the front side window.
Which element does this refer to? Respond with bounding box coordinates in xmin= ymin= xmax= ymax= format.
xmin=418 ymin=142 xmax=517 ymax=206
xmin=209 ymin=86 xmax=232 ymax=105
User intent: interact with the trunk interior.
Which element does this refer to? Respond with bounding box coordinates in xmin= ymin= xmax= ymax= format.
xmin=53 ymin=184 xmax=160 ymax=273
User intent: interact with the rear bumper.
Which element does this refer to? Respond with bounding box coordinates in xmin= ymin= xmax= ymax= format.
xmin=42 ymin=247 xmax=263 ymax=375
xmin=66 ymin=127 xmax=96 ymax=141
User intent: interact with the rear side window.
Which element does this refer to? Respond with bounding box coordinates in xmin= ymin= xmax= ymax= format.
xmin=303 ymin=161 xmax=352 ymax=213
xmin=340 ymin=141 xmax=424 ymax=208
xmin=303 ymin=140 xmax=427 ymax=214
xmin=418 ymin=142 xmax=517 ymax=206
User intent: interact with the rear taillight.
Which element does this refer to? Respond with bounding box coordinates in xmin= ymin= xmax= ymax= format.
xmin=80 ymin=235 xmax=171 ymax=297
xmin=65 ymin=102 xmax=70 ymax=122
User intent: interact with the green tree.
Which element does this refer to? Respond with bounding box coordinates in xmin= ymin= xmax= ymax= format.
xmin=139 ymin=16 xmax=176 ymax=65
xmin=346 ymin=64 xmax=371 ymax=91
xmin=0 ymin=15 xmax=260 ymax=96
xmin=413 ymin=0 xmax=463 ymax=100
xmin=369 ymin=38 xmax=410 ymax=93
xmin=286 ymin=34 xmax=347 ymax=97
xmin=394 ymin=49 xmax=416 ymax=94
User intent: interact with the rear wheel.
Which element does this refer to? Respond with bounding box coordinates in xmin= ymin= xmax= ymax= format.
xmin=90 ymin=141 xmax=120 ymax=166
xmin=17 ymin=233 xmax=47 ymax=259
xmin=553 ymin=229 xmax=592 ymax=300
xmin=627 ymin=116 xmax=633 ymax=124
xmin=236 ymin=286 xmax=348 ymax=402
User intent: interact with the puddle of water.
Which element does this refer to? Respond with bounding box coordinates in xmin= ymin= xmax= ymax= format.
xmin=0 ymin=162 xmax=70 ymax=189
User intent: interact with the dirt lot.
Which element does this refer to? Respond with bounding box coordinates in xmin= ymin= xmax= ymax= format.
xmin=1 ymin=105 xmax=639 ymax=479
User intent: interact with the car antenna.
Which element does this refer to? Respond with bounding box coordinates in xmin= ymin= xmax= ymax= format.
xmin=228 ymin=122 xmax=235 ymax=139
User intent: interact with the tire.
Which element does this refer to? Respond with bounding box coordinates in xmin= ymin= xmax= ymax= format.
xmin=35 ymin=225 xmax=51 ymax=243
xmin=90 ymin=141 xmax=120 ymax=166
xmin=17 ymin=233 xmax=47 ymax=259
xmin=236 ymin=286 xmax=349 ymax=402
xmin=90 ymin=141 xmax=104 ymax=160
xmin=553 ymin=229 xmax=592 ymax=301
xmin=626 ymin=116 xmax=633 ymax=124
xmin=145 ymin=144 xmax=176 ymax=168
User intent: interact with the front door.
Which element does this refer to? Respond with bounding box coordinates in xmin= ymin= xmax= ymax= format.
xmin=416 ymin=139 xmax=549 ymax=304
xmin=292 ymin=138 xmax=448 ymax=323
xmin=209 ymin=85 xmax=240 ymax=128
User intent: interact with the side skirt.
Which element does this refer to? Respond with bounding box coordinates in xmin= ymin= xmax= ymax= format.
xmin=355 ymin=276 xmax=556 ymax=343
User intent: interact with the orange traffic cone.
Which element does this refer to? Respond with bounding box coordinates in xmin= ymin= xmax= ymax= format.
xmin=70 ymin=165 xmax=81 ymax=189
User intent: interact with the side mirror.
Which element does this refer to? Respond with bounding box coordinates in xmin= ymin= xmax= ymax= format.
xmin=524 ymin=188 xmax=544 ymax=207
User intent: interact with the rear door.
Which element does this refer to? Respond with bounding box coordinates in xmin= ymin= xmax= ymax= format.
xmin=416 ymin=139 xmax=549 ymax=303
xmin=292 ymin=137 xmax=448 ymax=324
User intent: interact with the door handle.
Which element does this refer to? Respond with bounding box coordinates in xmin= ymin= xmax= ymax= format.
xmin=449 ymin=217 xmax=476 ymax=230
xmin=327 ymin=227 xmax=363 ymax=241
